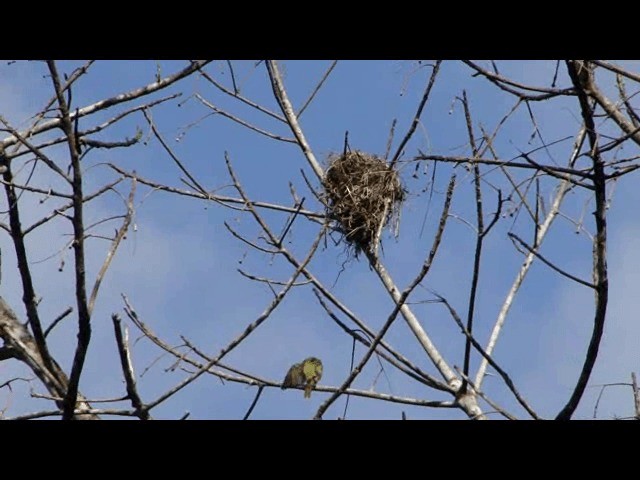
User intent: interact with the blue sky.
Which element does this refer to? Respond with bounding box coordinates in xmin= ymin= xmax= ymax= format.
xmin=0 ymin=60 xmax=638 ymax=419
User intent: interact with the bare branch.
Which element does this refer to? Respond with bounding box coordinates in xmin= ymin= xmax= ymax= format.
xmin=460 ymin=90 xmax=483 ymax=393
xmin=23 ymin=178 xmax=123 ymax=235
xmin=44 ymin=307 xmax=73 ymax=338
xmin=196 ymin=65 xmax=286 ymax=123
xmin=312 ymin=289 xmax=448 ymax=391
xmin=6 ymin=94 xmax=179 ymax=162
xmin=1 ymin=61 xmax=211 ymax=151
xmin=112 ymin=314 xmax=150 ymax=420
xmin=434 ymin=293 xmax=539 ymax=419
xmin=475 ymin=125 xmax=588 ymax=389
xmin=0 ymin=179 xmax=71 ymax=199
xmin=414 ymin=153 xmax=593 ymax=180
xmin=242 ymin=385 xmax=265 ymax=420
xmin=390 ymin=60 xmax=441 ymax=167
xmin=463 ymin=60 xmax=575 ymax=100
xmin=453 ymin=368 xmax=518 ymax=420
xmin=88 ymin=177 xmax=136 ymax=316
xmin=0 ymin=297 xmax=97 ymax=419
xmin=0 ymin=152 xmax=56 ymax=382
xmin=266 ymin=61 xmax=325 ymax=181
xmin=135 ymin=155 xmax=327 ymax=413
xmin=237 ymin=269 xmax=312 ymax=287
xmin=314 ymin=173 xmax=463 ymax=419
xmin=0 ymin=376 xmax=31 ymax=391
xmin=195 ymin=94 xmax=296 ymax=143
xmin=224 ymin=221 xmax=280 ymax=254
xmin=0 ymin=116 xmax=72 ymax=183
xmin=591 ymin=60 xmax=640 ymax=84
xmin=277 ymin=198 xmax=305 ymax=247
xmin=632 ymin=372 xmax=640 ymax=420
xmin=143 ymin=109 xmax=210 ymax=195
xmin=109 ymin=164 xmax=324 ymax=220
xmin=556 ymin=60 xmax=609 ymax=420
xmin=297 ymin=60 xmax=339 ymax=118
xmin=384 ymin=119 xmax=398 ymax=161
xmin=508 ymin=233 xmax=595 ymax=289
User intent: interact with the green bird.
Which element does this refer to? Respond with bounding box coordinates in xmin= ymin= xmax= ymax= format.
xmin=281 ymin=362 xmax=305 ymax=390
xmin=281 ymin=357 xmax=323 ymax=399
xmin=301 ymin=357 xmax=323 ymax=399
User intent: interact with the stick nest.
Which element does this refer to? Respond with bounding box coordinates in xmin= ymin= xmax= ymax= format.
xmin=323 ymin=151 xmax=405 ymax=256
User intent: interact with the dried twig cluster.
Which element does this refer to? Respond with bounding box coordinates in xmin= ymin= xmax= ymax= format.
xmin=323 ymin=151 xmax=405 ymax=256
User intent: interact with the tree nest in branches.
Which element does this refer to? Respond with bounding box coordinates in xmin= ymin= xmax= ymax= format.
xmin=323 ymin=151 xmax=405 ymax=256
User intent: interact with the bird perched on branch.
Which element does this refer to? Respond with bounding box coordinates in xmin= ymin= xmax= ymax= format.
xmin=281 ymin=357 xmax=323 ymax=399
xmin=301 ymin=357 xmax=323 ymax=398
xmin=282 ymin=362 xmax=305 ymax=390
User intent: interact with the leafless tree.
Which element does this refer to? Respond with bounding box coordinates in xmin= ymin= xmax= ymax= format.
xmin=0 ymin=60 xmax=638 ymax=419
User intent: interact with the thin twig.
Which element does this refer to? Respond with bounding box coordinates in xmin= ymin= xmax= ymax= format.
xmin=614 ymin=74 xmax=640 ymax=129
xmin=384 ymin=119 xmax=398 ymax=161
xmin=460 ymin=91 xmax=483 ymax=394
xmin=196 ymin=64 xmax=286 ymax=122
xmin=313 ymin=289 xmax=447 ymax=390
xmin=591 ymin=60 xmax=640 ymax=85
xmin=242 ymin=385 xmax=265 ymax=420
xmin=480 ymin=131 xmax=537 ymax=223
xmin=434 ymin=293 xmax=539 ymax=419
xmin=591 ymin=382 xmax=628 ymax=419
xmin=143 ymin=109 xmax=209 ymax=195
xmin=225 ymin=60 xmax=239 ymax=93
xmin=24 ymin=61 xmax=95 ymax=144
xmin=0 ymin=377 xmax=31 ymax=391
xmin=518 ymin=150 xmax=592 ymax=189
xmin=463 ymin=60 xmax=575 ymax=100
xmin=414 ymin=154 xmax=593 ymax=180
xmin=508 ymin=233 xmax=595 ymax=289
xmin=6 ymin=408 xmax=140 ymax=420
xmin=237 ymin=269 xmax=312 ymax=287
xmin=1 ymin=61 xmax=210 ymax=152
xmin=0 ymin=180 xmax=71 ymax=199
xmin=340 ymin=335 xmax=357 ymax=420
xmin=109 ymin=164 xmax=324 ymax=220
xmin=44 ymin=307 xmax=73 ymax=338
xmin=30 ymin=391 xmax=127 ymax=403
xmin=24 ymin=179 xmax=123 ymax=235
xmin=390 ymin=61 xmax=442 ymax=168
xmin=195 ymin=94 xmax=296 ymax=143
xmin=0 ymin=116 xmax=72 ymax=183
xmin=224 ymin=222 xmax=279 ymax=254
xmin=297 ymin=60 xmax=339 ymax=118
xmin=7 ymin=94 xmax=178 ymax=162
xmin=88 ymin=178 xmax=137 ymax=316
xmin=277 ymin=198 xmax=305 ymax=247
